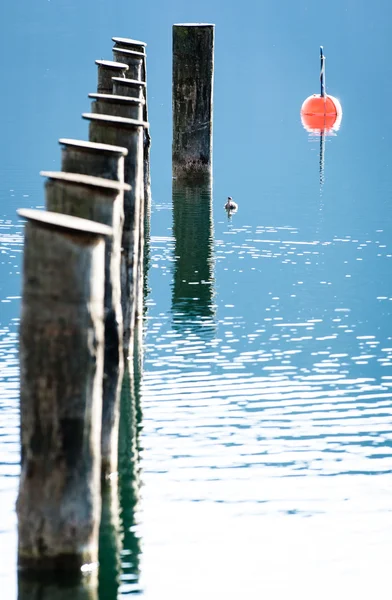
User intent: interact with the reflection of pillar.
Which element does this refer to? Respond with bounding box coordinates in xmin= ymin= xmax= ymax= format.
xmin=171 ymin=179 xmax=215 ymax=333
xmin=118 ymin=370 xmax=142 ymax=593
xmin=18 ymin=572 xmax=98 ymax=600
xmin=98 ymin=479 xmax=122 ymax=600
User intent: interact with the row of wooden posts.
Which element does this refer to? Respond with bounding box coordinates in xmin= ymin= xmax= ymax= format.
xmin=17 ymin=35 xmax=151 ymax=574
xmin=16 ymin=23 xmax=215 ymax=581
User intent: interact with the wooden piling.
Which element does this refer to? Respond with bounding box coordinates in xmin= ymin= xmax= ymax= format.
xmin=83 ymin=113 xmax=147 ymax=363
xmin=59 ymin=138 xmax=127 ymax=182
xmin=172 ymin=24 xmax=215 ymax=179
xmin=112 ymin=48 xmax=144 ymax=81
xmin=41 ymin=172 xmax=130 ymax=478
xmin=112 ymin=43 xmax=151 ymax=350
xmin=17 ymin=209 xmax=111 ymax=572
xmin=89 ymin=93 xmax=145 ymax=121
xmin=112 ymin=77 xmax=145 ymax=100
xmin=112 ymin=36 xmax=147 ymax=54
xmin=96 ymin=60 xmax=128 ymax=94
xmin=112 ymin=45 xmax=151 ymax=213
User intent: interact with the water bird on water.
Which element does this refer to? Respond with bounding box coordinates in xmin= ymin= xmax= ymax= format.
xmin=224 ymin=196 xmax=238 ymax=211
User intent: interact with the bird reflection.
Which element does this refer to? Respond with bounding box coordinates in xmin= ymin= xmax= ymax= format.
xmin=171 ymin=177 xmax=216 ymax=336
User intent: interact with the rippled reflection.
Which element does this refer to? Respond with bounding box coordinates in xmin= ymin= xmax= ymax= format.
xmin=171 ymin=179 xmax=215 ymax=336
xmin=18 ymin=572 xmax=98 ymax=600
xmin=117 ymin=371 xmax=143 ymax=596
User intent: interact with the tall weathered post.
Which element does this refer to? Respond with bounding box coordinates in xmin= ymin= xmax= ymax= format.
xmin=172 ymin=24 xmax=215 ymax=179
xmin=112 ymin=41 xmax=151 ymax=211
xmin=112 ymin=77 xmax=145 ymax=100
xmin=112 ymin=44 xmax=151 ymax=362
xmin=96 ymin=60 xmax=128 ymax=94
xmin=83 ymin=113 xmax=146 ymax=364
xmin=59 ymin=138 xmax=127 ymax=182
xmin=89 ymin=93 xmax=145 ymax=121
xmin=42 ymin=172 xmax=130 ymax=478
xmin=112 ymin=36 xmax=147 ymax=54
xmin=112 ymin=48 xmax=144 ymax=81
xmin=17 ymin=209 xmax=111 ymax=572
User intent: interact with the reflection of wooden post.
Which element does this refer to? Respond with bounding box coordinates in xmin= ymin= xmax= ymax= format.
xmin=98 ymin=478 xmax=121 ymax=600
xmin=171 ymin=179 xmax=215 ymax=334
xmin=18 ymin=572 xmax=98 ymax=600
xmin=83 ymin=113 xmax=146 ymax=364
xmin=172 ymin=24 xmax=215 ymax=179
xmin=60 ymin=138 xmax=127 ymax=182
xmin=89 ymin=93 xmax=144 ymax=121
xmin=17 ymin=209 xmax=110 ymax=572
xmin=96 ymin=60 xmax=128 ymax=93
xmin=118 ymin=370 xmax=142 ymax=590
xmin=42 ymin=172 xmax=130 ymax=478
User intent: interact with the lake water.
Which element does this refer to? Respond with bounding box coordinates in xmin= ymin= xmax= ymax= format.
xmin=1 ymin=0 xmax=392 ymax=598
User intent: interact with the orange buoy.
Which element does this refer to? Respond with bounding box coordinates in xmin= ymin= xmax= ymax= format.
xmin=300 ymin=47 xmax=342 ymax=134
xmin=301 ymin=94 xmax=342 ymax=133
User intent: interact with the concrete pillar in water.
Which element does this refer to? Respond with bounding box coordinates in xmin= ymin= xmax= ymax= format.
xmin=59 ymin=138 xmax=127 ymax=182
xmin=42 ymin=172 xmax=130 ymax=478
xmin=96 ymin=60 xmax=128 ymax=94
xmin=89 ymin=93 xmax=145 ymax=121
xmin=17 ymin=209 xmax=111 ymax=572
xmin=172 ymin=24 xmax=215 ymax=179
xmin=83 ymin=113 xmax=147 ymax=364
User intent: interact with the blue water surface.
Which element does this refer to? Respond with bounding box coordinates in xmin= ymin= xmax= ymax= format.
xmin=1 ymin=0 xmax=392 ymax=597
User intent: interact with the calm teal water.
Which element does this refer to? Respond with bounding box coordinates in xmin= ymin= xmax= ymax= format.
xmin=1 ymin=0 xmax=392 ymax=597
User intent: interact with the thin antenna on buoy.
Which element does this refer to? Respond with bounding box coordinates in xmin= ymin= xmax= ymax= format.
xmin=301 ymin=46 xmax=342 ymax=193
xmin=320 ymin=46 xmax=326 ymax=98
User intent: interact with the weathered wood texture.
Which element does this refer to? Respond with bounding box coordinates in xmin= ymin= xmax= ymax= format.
xmin=60 ymin=139 xmax=127 ymax=182
xmin=17 ymin=209 xmax=110 ymax=572
xmin=172 ymin=24 xmax=215 ymax=178
xmin=83 ymin=113 xmax=146 ymax=364
xmin=112 ymin=49 xmax=144 ymax=81
xmin=96 ymin=60 xmax=128 ymax=94
xmin=112 ymin=42 xmax=151 ymax=347
xmin=112 ymin=77 xmax=145 ymax=100
xmin=112 ymin=36 xmax=147 ymax=54
xmin=43 ymin=172 xmax=129 ymax=477
xmin=89 ymin=93 xmax=144 ymax=121
xmin=112 ymin=44 xmax=151 ymax=215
